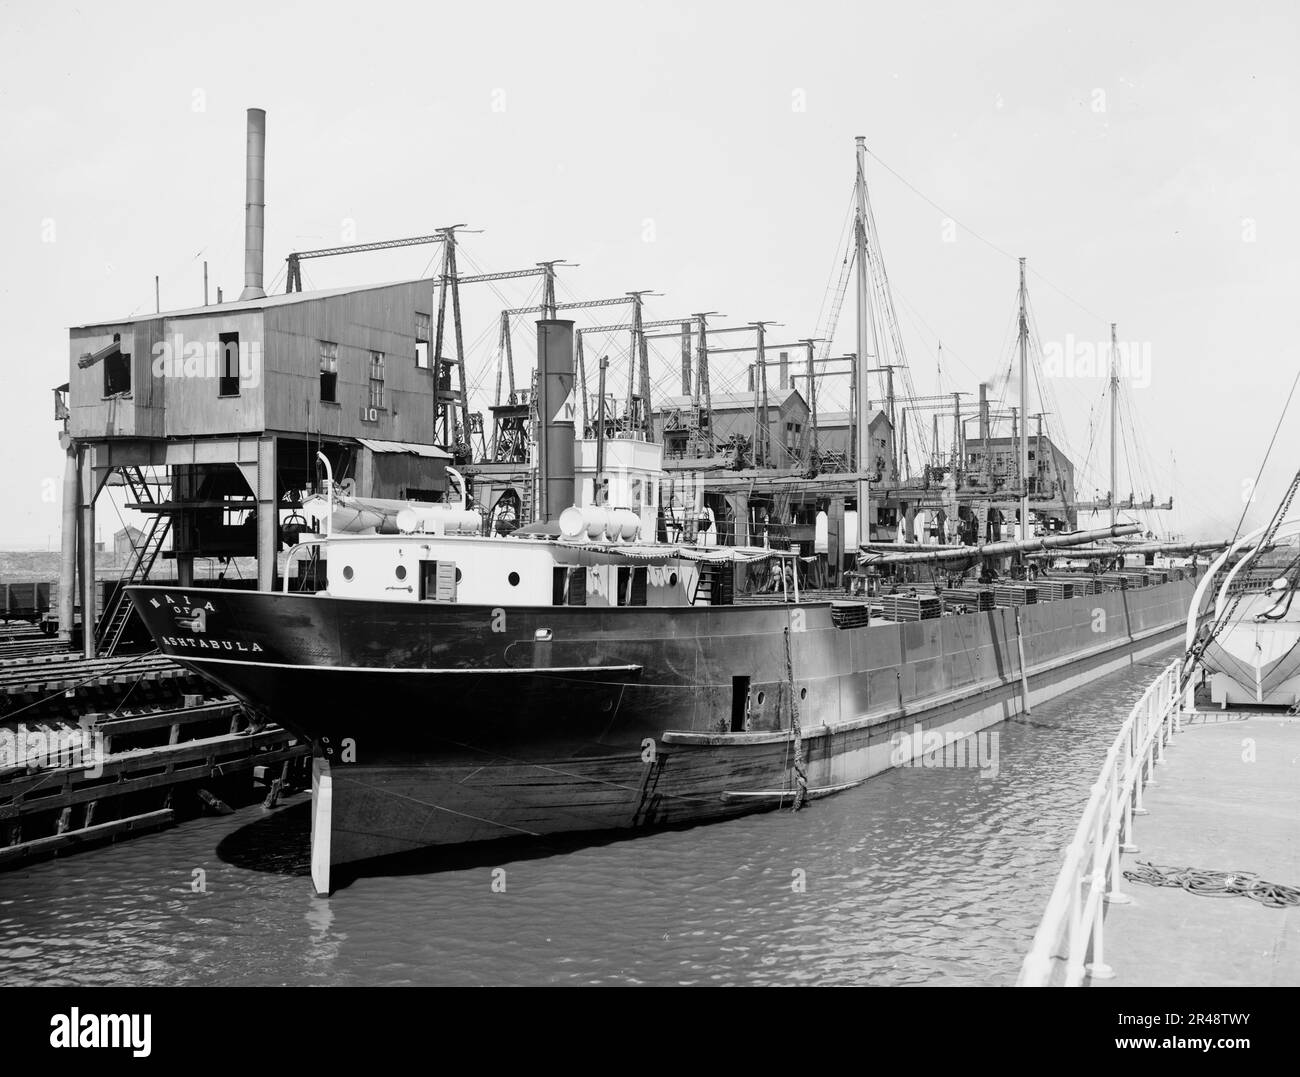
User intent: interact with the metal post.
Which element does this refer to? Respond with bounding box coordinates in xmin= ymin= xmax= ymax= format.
xmin=1018 ymin=257 xmax=1029 ymax=540
xmin=58 ymin=442 xmax=78 ymax=644
xmin=175 ymin=463 xmax=195 ymax=589
xmin=638 ymin=313 xmax=653 ymax=440
xmin=494 ymin=311 xmax=508 ymax=407
xmin=1110 ymin=322 xmax=1119 ymax=528
xmin=803 ymin=339 xmax=819 ymax=462
xmin=576 ymin=330 xmax=589 ymax=434
xmin=541 ymin=261 xmax=557 ymax=319
xmin=79 ymin=448 xmax=97 ymax=659
xmin=447 ymin=235 xmax=470 ymax=443
xmin=434 ymin=242 xmax=450 ymax=441
xmin=505 ymin=313 xmax=515 ymax=399
xmin=951 ymin=391 xmax=962 ymax=473
xmin=756 ymin=322 xmax=769 ymax=466
xmin=256 ymin=437 xmax=277 ymax=591
xmin=595 ymin=355 xmax=608 ymax=491
xmin=854 ymin=137 xmax=873 ymax=547
xmin=680 ymin=321 xmax=692 ymax=397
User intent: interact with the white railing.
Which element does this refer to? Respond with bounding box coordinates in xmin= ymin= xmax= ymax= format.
xmin=1016 ymin=654 xmax=1192 ymax=986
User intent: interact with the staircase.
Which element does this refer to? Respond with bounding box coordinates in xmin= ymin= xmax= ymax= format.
xmin=691 ymin=563 xmax=734 ymax=606
xmin=98 ymin=467 xmax=172 ymax=656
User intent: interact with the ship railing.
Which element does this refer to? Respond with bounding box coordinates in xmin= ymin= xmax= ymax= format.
xmin=1016 ymin=653 xmax=1191 ymax=986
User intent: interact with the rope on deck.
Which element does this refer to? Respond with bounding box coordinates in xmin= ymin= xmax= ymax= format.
xmin=1124 ymin=861 xmax=1300 ymax=908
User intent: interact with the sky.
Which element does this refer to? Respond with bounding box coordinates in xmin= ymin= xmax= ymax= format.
xmin=1 ymin=0 xmax=1297 ymax=547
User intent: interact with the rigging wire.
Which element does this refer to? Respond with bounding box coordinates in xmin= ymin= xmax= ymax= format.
xmin=863 ymin=148 xmax=1111 ymax=329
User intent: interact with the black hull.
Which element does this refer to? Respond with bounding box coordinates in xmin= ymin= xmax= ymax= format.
xmin=128 ymin=581 xmax=1195 ymax=870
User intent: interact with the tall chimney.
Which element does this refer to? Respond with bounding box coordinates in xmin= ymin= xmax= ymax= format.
xmin=778 ymin=350 xmax=789 ymax=390
xmin=536 ymin=320 xmax=576 ymax=521
xmin=239 ymin=108 xmax=267 ymax=301
xmin=978 ymin=382 xmax=990 ymax=441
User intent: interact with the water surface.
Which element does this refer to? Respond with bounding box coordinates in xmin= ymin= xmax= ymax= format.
xmin=0 ymin=656 xmax=1168 ymax=986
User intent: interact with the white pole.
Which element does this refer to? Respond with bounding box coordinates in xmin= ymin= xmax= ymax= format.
xmin=316 ymin=451 xmax=333 ymax=538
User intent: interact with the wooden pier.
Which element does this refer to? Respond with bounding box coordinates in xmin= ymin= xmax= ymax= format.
xmin=0 ymin=644 xmax=308 ymax=868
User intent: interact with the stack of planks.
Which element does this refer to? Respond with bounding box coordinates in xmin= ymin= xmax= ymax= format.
xmin=1046 ymin=574 xmax=1099 ymax=595
xmin=941 ymin=587 xmax=994 ymax=612
xmin=992 ymin=585 xmax=1038 ymax=606
xmin=875 ymin=594 xmax=942 ymax=621
xmin=1031 ymin=579 xmax=1077 ymax=601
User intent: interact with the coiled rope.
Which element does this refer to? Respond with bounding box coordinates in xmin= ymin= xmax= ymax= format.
xmin=1123 ymin=861 xmax=1300 ymax=908
xmin=784 ymin=624 xmax=807 ymax=811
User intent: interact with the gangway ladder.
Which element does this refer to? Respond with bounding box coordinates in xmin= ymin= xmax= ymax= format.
xmin=692 ymin=562 xmax=734 ymax=606
xmin=97 ymin=467 xmax=172 ymax=656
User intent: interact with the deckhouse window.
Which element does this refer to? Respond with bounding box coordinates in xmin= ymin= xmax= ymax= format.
xmin=616 ymin=566 xmax=648 ymax=607
xmin=553 ymin=566 xmax=587 ymax=606
xmin=419 ymin=559 xmax=457 ymax=602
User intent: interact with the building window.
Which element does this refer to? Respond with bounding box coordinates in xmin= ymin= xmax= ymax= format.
xmin=319 ymin=341 xmax=338 ymax=403
xmin=415 ymin=313 xmax=431 ymax=369
xmin=368 ymin=351 xmax=385 ymax=409
xmin=218 ymin=333 xmax=240 ymax=396
xmin=103 ymin=334 xmax=131 ymax=397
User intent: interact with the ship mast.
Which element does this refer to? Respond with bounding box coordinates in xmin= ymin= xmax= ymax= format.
xmin=1017 ymin=257 xmax=1029 ymax=539
xmin=1109 ymin=322 xmax=1119 ymax=528
xmin=854 ymin=137 xmax=873 ymax=545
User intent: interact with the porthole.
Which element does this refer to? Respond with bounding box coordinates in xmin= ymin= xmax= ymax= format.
xmin=508 ymin=571 xmax=520 ymax=587
xmin=455 ymin=568 xmax=463 ymax=583
xmin=395 ymin=565 xmax=407 ymax=581
xmin=800 ymin=687 xmax=808 ymax=701
xmin=342 ymin=566 xmax=354 ymax=581
xmin=755 ymin=690 xmax=765 ymax=706
xmin=669 ymin=572 xmax=678 ymax=587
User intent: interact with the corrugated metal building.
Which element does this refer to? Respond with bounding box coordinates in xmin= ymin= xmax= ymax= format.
xmin=812 ymin=408 xmax=896 ymax=479
xmin=61 ymin=277 xmax=451 ymax=650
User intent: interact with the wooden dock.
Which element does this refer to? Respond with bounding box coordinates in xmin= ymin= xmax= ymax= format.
xmin=0 ymin=646 xmax=309 ymax=868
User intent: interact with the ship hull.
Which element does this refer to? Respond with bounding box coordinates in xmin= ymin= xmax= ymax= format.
xmin=127 ymin=580 xmax=1195 ymax=873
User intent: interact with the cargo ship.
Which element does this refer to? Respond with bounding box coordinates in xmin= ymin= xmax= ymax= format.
xmin=125 ymin=136 xmax=1208 ymax=894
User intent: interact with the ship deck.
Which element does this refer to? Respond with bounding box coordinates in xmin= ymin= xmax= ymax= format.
xmin=1093 ymin=704 xmax=1300 ymax=987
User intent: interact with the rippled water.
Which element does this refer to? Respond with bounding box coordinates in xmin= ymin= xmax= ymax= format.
xmin=0 ymin=656 xmax=1171 ymax=986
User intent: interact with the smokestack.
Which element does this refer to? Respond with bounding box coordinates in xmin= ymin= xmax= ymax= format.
xmin=239 ymin=108 xmax=267 ymax=301
xmin=536 ymin=320 xmax=576 ymax=521
xmin=979 ymin=382 xmax=990 ymax=441
xmin=778 ymin=351 xmax=789 ymax=390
